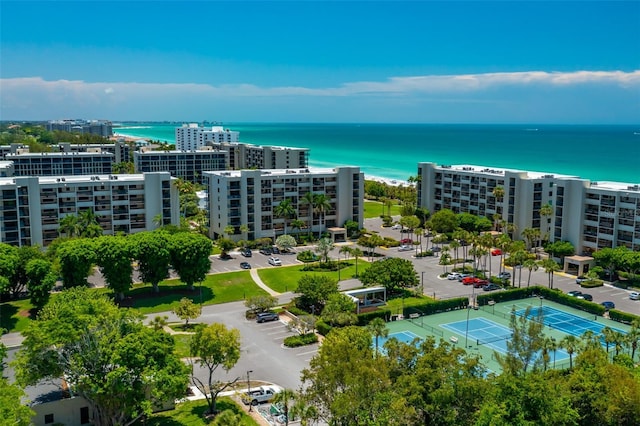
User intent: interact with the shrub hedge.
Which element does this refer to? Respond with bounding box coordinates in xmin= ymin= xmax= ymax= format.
xmin=284 ymin=333 xmax=319 ymax=348
xmin=357 ymin=309 xmax=392 ymax=326
xmin=402 ymin=297 xmax=469 ymax=317
xmin=476 ymin=286 xmax=606 ymax=316
xmin=315 ymin=319 xmax=333 ymax=336
xmin=608 ymin=309 xmax=639 ymax=325
xmin=579 ymin=280 xmax=604 ymax=288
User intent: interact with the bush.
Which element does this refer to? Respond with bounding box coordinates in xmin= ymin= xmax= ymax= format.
xmin=284 ymin=333 xmax=318 ymax=348
xmin=579 ymin=279 xmax=604 ymax=288
xmin=301 ymin=261 xmax=340 ymax=272
xmin=297 ymin=250 xmax=319 ymax=263
xmin=357 ymin=309 xmax=392 ymax=326
xmin=285 ymin=304 xmax=308 ymax=316
xmin=383 ymin=237 xmax=400 ymax=247
xmin=416 ymin=251 xmax=434 ymax=258
xmin=403 ymin=297 xmax=469 ymax=317
xmin=315 ymin=319 xmax=333 ymax=336
xmin=608 ymin=309 xmax=640 ymax=325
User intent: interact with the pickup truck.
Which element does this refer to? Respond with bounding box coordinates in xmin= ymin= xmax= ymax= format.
xmin=242 ymin=386 xmax=279 ymax=405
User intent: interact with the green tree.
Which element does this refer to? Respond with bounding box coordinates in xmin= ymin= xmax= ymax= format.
xmin=366 ymin=317 xmax=388 ymax=357
xmin=545 ymin=240 xmax=575 ymax=263
xmin=560 ymin=335 xmax=581 ymax=369
xmin=94 ymin=235 xmax=133 ymax=300
xmin=10 ymin=245 xmax=44 ymax=298
xmin=539 ymin=258 xmax=561 ymax=289
xmin=360 ymin=257 xmax=418 ymax=293
xmin=130 ymin=231 xmax=171 ymax=293
xmin=58 ymin=213 xmax=81 ymax=238
xmin=523 ymin=259 xmax=539 ymax=287
xmin=276 ymin=234 xmax=297 ymax=252
xmin=173 ymin=297 xmax=202 ymax=328
xmin=25 ymin=258 xmax=57 ymax=310
xmin=314 ymin=237 xmax=335 ymax=263
xmin=244 ymin=295 xmax=278 ymax=315
xmin=295 ymin=275 xmax=338 ymax=313
xmin=321 ymin=293 xmax=357 ymax=327
xmin=272 ymin=388 xmax=297 ymax=426
xmin=15 ymin=288 xmax=189 ymax=426
xmin=170 ymin=233 xmax=212 ymax=290
xmin=428 ymin=208 xmax=458 ymax=234
xmin=57 ymin=238 xmax=96 ymax=288
xmin=539 ymin=203 xmax=553 ymax=241
xmin=78 ymin=208 xmax=103 ymax=238
xmin=351 ymin=247 xmax=363 ymax=278
xmin=216 ymin=237 xmax=236 ymax=258
xmin=0 ymin=243 xmax=19 ymax=298
xmin=495 ymin=306 xmax=545 ymax=374
xmin=290 ymin=218 xmax=306 ymax=242
xmin=189 ymin=323 xmax=242 ymax=415
xmin=301 ymin=192 xmax=317 ymax=238
xmin=0 ymin=378 xmax=35 ymax=426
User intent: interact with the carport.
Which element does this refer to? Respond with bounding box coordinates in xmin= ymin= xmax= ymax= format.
xmin=343 ymin=286 xmax=387 ymax=314
xmin=327 ymin=227 xmax=347 ymax=243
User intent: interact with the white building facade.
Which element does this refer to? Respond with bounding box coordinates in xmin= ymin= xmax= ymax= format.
xmin=417 ymin=162 xmax=640 ymax=254
xmin=203 ymin=167 xmax=363 ymax=241
xmin=0 ymin=172 xmax=179 ymax=247
xmin=175 ymin=124 xmax=239 ymax=151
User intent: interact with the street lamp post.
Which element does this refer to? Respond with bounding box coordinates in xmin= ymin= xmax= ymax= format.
xmin=247 ymin=370 xmax=254 ymax=412
xmin=421 ymin=271 xmax=425 ymax=295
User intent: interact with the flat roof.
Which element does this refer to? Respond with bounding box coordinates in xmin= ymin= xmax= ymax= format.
xmin=438 ymin=164 xmax=581 ymax=180
xmin=344 ymin=286 xmax=386 ymax=296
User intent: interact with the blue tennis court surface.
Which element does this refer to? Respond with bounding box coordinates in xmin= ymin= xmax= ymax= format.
xmin=442 ymin=318 xmax=512 ymax=354
xmin=374 ymin=330 xmax=421 ymax=355
xmin=516 ymin=306 xmax=627 ymax=338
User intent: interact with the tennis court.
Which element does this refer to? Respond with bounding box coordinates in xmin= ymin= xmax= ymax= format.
xmin=516 ymin=305 xmax=627 ymax=338
xmin=441 ymin=317 xmax=512 ymax=354
xmin=373 ymin=330 xmax=421 ymax=355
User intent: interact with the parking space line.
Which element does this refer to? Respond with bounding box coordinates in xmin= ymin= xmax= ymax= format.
xmin=295 ymin=349 xmax=318 ymax=357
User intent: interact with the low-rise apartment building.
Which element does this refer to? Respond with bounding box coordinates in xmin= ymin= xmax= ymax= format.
xmin=0 ymin=172 xmax=179 ymax=247
xmin=203 ymin=167 xmax=363 ymax=242
xmin=417 ymin=162 xmax=640 ymax=254
xmin=134 ymin=148 xmax=228 ymax=184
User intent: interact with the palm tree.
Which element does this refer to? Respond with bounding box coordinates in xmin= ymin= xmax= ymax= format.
xmin=539 ymin=203 xmax=553 ymax=242
xmin=224 ymin=224 xmax=235 ymax=238
xmin=312 ymin=193 xmax=331 ymax=239
xmin=58 ymin=214 xmax=81 ymax=238
xmin=351 ymin=247 xmax=363 ymax=277
xmin=290 ymin=397 xmax=319 ymax=426
xmin=449 ymin=240 xmax=460 ymax=270
xmin=239 ymin=224 xmax=250 ymax=239
xmin=560 ymin=335 xmax=580 ymax=369
xmin=290 ymin=219 xmax=305 ymax=243
xmin=302 ymin=192 xmax=316 ymax=238
xmin=367 ymin=317 xmax=389 ymax=357
xmin=523 ymin=259 xmax=539 ymax=287
xmin=540 ymin=336 xmax=557 ymax=371
xmin=602 ymin=326 xmax=616 ymax=357
xmin=539 ymin=259 xmax=560 ymax=289
xmin=272 ymin=388 xmax=297 ymax=426
xmin=626 ymin=319 xmax=640 ymax=363
xmin=78 ymin=208 xmax=103 ymax=238
xmin=274 ymin=198 xmax=296 ymax=236
xmin=522 ymin=227 xmax=541 ymax=254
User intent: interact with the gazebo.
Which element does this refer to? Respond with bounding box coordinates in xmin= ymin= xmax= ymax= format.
xmin=343 ymin=286 xmax=387 ymax=314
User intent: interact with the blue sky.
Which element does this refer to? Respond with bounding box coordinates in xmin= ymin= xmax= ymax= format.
xmin=1 ymin=0 xmax=639 ymax=123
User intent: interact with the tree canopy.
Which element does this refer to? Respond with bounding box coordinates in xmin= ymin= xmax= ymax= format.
xmin=359 ymin=257 xmax=418 ymax=293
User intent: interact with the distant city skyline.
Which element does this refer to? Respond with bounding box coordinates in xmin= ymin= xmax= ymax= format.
xmin=1 ymin=1 xmax=639 ymax=124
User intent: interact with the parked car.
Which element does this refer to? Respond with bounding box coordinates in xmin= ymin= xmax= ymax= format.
xmin=491 ymin=249 xmax=502 ymax=256
xmin=601 ymin=301 xmax=615 ymax=310
xmin=462 ymin=276 xmax=477 ymax=285
xmin=241 ymin=386 xmax=279 ymax=405
xmin=483 ymin=283 xmax=502 ymax=291
xmin=398 ymin=245 xmax=413 ymax=252
xmin=630 ymin=291 xmax=640 ymax=300
xmin=577 ymin=293 xmax=593 ymax=301
xmin=457 ymin=273 xmax=472 ymax=281
xmin=256 ymin=312 xmax=279 ymax=323
xmin=576 ymin=276 xmax=589 ymax=284
xmin=447 ymin=273 xmax=462 ymax=280
xmin=240 ymin=262 xmax=251 ymax=270
xmin=268 ymin=257 xmax=282 ymax=266
xmin=400 ymin=238 xmax=412 ymax=245
xmin=391 ymin=224 xmax=402 ymax=230
xmin=259 ymin=247 xmax=272 ymax=255
xmin=497 ymin=271 xmax=511 ymax=279
xmin=242 ymin=249 xmax=252 ymax=257
xmin=567 ymin=290 xmax=583 ymax=297
xmin=473 ymin=279 xmax=489 ymax=288
xmin=271 ymin=246 xmax=281 ymax=254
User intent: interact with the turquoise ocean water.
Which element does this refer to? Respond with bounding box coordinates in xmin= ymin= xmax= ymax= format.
xmin=114 ymin=123 xmax=640 ymax=184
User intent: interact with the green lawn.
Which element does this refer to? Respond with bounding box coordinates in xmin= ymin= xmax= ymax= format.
xmin=0 ymin=298 xmax=35 ymax=333
xmin=364 ymin=200 xmax=402 ymax=219
xmin=139 ymin=397 xmax=258 ymax=426
xmin=257 ymin=261 xmax=370 ymax=293
xmin=128 ymin=271 xmax=269 ymax=314
xmin=172 ymin=333 xmax=193 ymax=359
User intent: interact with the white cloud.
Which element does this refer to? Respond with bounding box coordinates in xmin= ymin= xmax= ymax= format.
xmin=1 ymin=70 xmax=638 ymax=122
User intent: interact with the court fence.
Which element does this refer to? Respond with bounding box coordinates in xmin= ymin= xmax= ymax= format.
xmin=409 ymin=316 xmax=444 ymax=337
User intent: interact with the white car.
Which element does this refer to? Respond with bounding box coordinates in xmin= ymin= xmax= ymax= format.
xmin=630 ymin=291 xmax=640 ymax=301
xmin=398 ymin=245 xmax=413 ymax=251
xmin=391 ymin=224 xmax=402 ymax=230
xmin=268 ymin=257 xmax=282 ymax=266
xmin=447 ymin=273 xmax=462 ymax=280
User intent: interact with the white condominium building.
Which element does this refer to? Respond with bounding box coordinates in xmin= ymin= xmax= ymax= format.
xmin=175 ymin=124 xmax=239 ymax=151
xmin=134 ymin=148 xmax=229 ymax=184
xmin=203 ymin=167 xmax=363 ymax=242
xmin=417 ymin=162 xmax=640 ymax=254
xmin=0 ymin=172 xmax=179 ymax=247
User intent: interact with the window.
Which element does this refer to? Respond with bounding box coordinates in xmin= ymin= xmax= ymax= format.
xmin=81 ymin=407 xmax=90 ymax=424
xmin=44 ymin=414 xmax=54 ymax=424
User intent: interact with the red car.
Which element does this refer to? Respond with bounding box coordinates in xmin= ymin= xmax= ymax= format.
xmin=400 ymin=238 xmax=412 ymax=245
xmin=491 ymin=249 xmax=502 ymax=256
xmin=473 ymin=279 xmax=489 ymax=288
xmin=462 ymin=276 xmax=477 ymax=285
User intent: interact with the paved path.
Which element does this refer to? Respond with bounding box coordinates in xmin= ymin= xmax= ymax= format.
xmin=250 ymin=269 xmax=280 ymax=297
